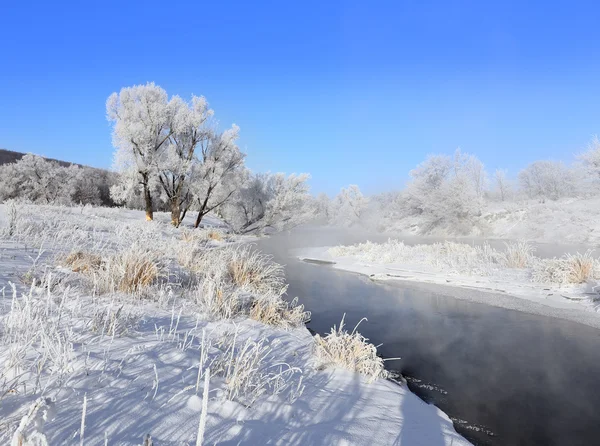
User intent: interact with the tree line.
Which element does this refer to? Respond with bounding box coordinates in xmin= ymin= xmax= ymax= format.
xmin=317 ymin=141 xmax=600 ymax=234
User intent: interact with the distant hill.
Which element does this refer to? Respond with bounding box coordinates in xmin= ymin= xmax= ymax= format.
xmin=0 ymin=148 xmax=109 ymax=173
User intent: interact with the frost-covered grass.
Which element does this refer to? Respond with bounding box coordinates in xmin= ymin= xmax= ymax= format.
xmin=532 ymin=251 xmax=600 ymax=285
xmin=314 ymin=315 xmax=388 ymax=382
xmin=326 ymin=238 xmax=600 ymax=310
xmin=3 ymin=203 xmax=461 ymax=445
xmin=329 ymin=239 xmax=536 ymax=276
xmin=329 ymin=239 xmax=600 ymax=288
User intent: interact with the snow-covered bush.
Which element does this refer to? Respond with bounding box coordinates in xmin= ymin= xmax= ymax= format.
xmin=314 ymin=315 xmax=387 ymax=382
xmin=192 ymin=276 xmax=245 ymax=320
xmin=2 ymin=199 xmax=19 ymax=237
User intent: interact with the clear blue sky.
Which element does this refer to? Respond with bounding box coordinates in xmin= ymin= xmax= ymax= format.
xmin=2 ymin=0 xmax=599 ymax=195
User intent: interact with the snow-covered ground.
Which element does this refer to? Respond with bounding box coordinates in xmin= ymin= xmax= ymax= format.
xmin=0 ymin=203 xmax=470 ymax=445
xmin=297 ymin=239 xmax=600 ymax=329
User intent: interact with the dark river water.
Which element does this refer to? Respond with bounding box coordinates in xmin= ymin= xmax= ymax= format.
xmin=258 ymin=227 xmax=600 ymax=446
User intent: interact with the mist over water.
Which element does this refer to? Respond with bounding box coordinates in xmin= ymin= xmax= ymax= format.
xmin=258 ymin=227 xmax=600 ymax=446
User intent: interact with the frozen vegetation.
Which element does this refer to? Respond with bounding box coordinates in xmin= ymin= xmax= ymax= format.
xmin=0 ymin=203 xmax=471 ymax=445
xmin=316 ymin=140 xmax=600 ymax=245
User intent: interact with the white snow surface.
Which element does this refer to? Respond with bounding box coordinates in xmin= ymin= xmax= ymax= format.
xmin=0 ymin=204 xmax=471 ymax=445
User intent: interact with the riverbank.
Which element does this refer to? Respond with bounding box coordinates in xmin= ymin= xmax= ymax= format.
xmin=296 ymin=245 xmax=600 ymax=330
xmin=0 ymin=203 xmax=471 ymax=445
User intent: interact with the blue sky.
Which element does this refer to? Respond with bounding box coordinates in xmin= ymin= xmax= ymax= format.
xmin=2 ymin=0 xmax=599 ymax=195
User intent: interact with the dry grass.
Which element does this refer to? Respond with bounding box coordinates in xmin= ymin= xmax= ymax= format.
xmin=226 ymin=246 xmax=286 ymax=295
xmin=501 ymin=241 xmax=535 ymax=268
xmin=207 ymin=229 xmax=224 ymax=241
xmin=195 ymin=245 xmax=286 ymax=296
xmin=314 ymin=315 xmax=388 ymax=382
xmin=180 ymin=228 xmax=225 ymax=243
xmin=250 ymin=295 xmax=310 ymax=328
xmin=329 ymin=239 xmax=539 ymax=275
xmin=192 ymin=277 xmax=245 ymax=320
xmin=63 ymin=251 xmax=102 ymax=273
xmin=190 ymin=246 xmax=307 ymax=327
xmin=181 ymin=229 xmax=196 ymax=243
xmin=63 ymin=246 xmax=162 ymax=295
xmin=532 ymin=251 xmax=600 ymax=285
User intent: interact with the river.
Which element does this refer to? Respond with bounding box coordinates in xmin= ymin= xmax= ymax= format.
xmin=258 ymin=227 xmax=600 ymax=446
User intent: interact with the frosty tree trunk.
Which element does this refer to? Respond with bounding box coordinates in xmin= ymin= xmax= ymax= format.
xmin=194 ymin=207 xmax=205 ymax=229
xmin=144 ymin=187 xmax=154 ymax=221
xmin=170 ymin=198 xmax=181 ymax=227
xmin=194 ymin=192 xmax=211 ymax=229
xmin=142 ymin=173 xmax=154 ymax=221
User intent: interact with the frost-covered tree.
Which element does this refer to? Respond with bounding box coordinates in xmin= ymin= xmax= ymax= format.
xmin=579 ymin=136 xmax=600 ymax=179
xmin=222 ymin=172 xmax=311 ymax=233
xmin=190 ymin=125 xmax=246 ymax=228
xmin=404 ymin=153 xmax=481 ymax=233
xmin=494 ymin=168 xmax=510 ymax=202
xmin=314 ymin=193 xmax=332 ymax=222
xmin=518 ymin=160 xmax=575 ymax=201
xmin=330 ymin=185 xmax=368 ymax=226
xmin=107 ymin=83 xmax=175 ymax=220
xmin=155 ymin=95 xmax=213 ymax=226
xmin=70 ymin=165 xmax=102 ymax=205
xmin=452 ymin=149 xmax=488 ymax=201
xmin=0 ymin=154 xmax=74 ymax=204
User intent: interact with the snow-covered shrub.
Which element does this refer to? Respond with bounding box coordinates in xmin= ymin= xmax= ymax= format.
xmin=314 ymin=315 xmax=387 ymax=382
xmin=207 ymin=229 xmax=224 ymax=241
xmin=532 ymin=251 xmax=600 ymax=285
xmin=500 ymin=241 xmax=535 ymax=268
xmin=97 ymin=246 xmax=163 ymax=295
xmin=226 ymin=246 xmax=286 ymax=295
xmin=189 ymin=246 xmax=308 ymax=327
